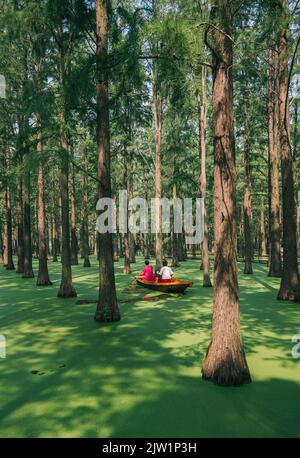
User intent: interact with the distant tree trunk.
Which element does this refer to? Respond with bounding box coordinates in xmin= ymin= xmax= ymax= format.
xmin=171 ymin=176 xmax=180 ymax=267
xmin=57 ymin=129 xmax=76 ymax=295
xmin=52 ymin=216 xmax=58 ymax=262
xmin=119 ymin=233 xmax=124 ymax=257
xmin=202 ymin=1 xmax=251 ymax=386
xmin=123 ymin=149 xmax=131 ymax=274
xmin=238 ymin=205 xmax=244 ymax=258
xmin=52 ymin=187 xmax=59 ymax=262
xmin=57 ymin=20 xmax=76 ymax=298
xmin=123 ymin=233 xmax=131 ymax=274
xmin=130 ymin=236 xmax=136 ymax=263
xmin=70 ymin=156 xmax=78 ymax=265
xmin=243 ymin=92 xmax=253 ymax=274
xmin=297 ymin=190 xmax=300 ymax=255
xmin=259 ymin=197 xmax=267 ymax=257
xmin=198 ymin=65 xmax=212 ymax=286
xmin=277 ymin=0 xmax=300 ymax=300
xmin=4 ymin=175 xmax=15 ymax=270
xmin=268 ymin=46 xmax=282 ymax=277
xmin=22 ymin=169 xmax=34 ymax=278
xmin=82 ymin=145 xmax=91 ymax=267
xmin=94 ymin=0 xmax=120 ymax=322
xmin=0 ymin=224 xmax=4 ymax=264
xmin=153 ymin=68 xmax=163 ymax=270
xmin=16 ymin=174 xmax=24 ymax=273
xmin=128 ymin=160 xmax=136 ymax=265
xmin=142 ymin=167 xmax=150 ymax=259
xmin=113 ymin=235 xmax=119 ymax=261
xmin=3 ymin=209 xmax=8 ymax=266
xmin=36 ymin=123 xmax=52 ymax=285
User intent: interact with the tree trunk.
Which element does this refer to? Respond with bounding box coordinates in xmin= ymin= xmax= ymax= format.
xmin=202 ymin=1 xmax=251 ymax=386
xmin=198 ymin=65 xmax=212 ymax=286
xmin=171 ymin=180 xmax=180 ymax=268
xmin=153 ymin=68 xmax=163 ymax=270
xmin=70 ymin=157 xmax=78 ymax=265
xmin=4 ymin=179 xmax=15 ymax=270
xmin=22 ymin=170 xmax=34 ymax=278
xmin=123 ymin=232 xmax=131 ymax=274
xmin=16 ymin=163 xmax=24 ymax=273
xmin=57 ymin=21 xmax=76 ymax=298
xmin=268 ymin=46 xmax=282 ymax=277
xmin=130 ymin=235 xmax=136 ymax=263
xmin=94 ymin=0 xmax=120 ymax=322
xmin=52 ymin=187 xmax=59 ymax=262
xmin=243 ymin=93 xmax=253 ymax=274
xmin=142 ymin=167 xmax=150 ymax=260
xmin=277 ymin=0 xmax=300 ymax=300
xmin=259 ymin=197 xmax=267 ymax=257
xmin=297 ymin=190 xmax=300 ymax=255
xmin=123 ymin=149 xmax=131 ymax=274
xmin=113 ymin=235 xmax=119 ymax=261
xmin=82 ymin=145 xmax=91 ymax=267
xmin=3 ymin=209 xmax=8 ymax=266
xmin=57 ymin=130 xmax=76 ymax=296
xmin=0 ymin=224 xmax=4 ymax=264
xmin=36 ymin=124 xmax=52 ymax=285
xmin=52 ymin=216 xmax=58 ymax=262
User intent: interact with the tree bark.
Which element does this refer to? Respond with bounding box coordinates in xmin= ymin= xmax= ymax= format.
xmin=277 ymin=0 xmax=300 ymax=300
xmin=0 ymin=224 xmax=4 ymax=264
xmin=113 ymin=235 xmax=119 ymax=261
xmin=57 ymin=20 xmax=76 ymax=298
xmin=259 ymin=197 xmax=267 ymax=257
xmin=22 ymin=169 xmax=34 ymax=278
xmin=82 ymin=145 xmax=91 ymax=267
xmin=70 ymin=155 xmax=78 ymax=265
xmin=242 ymin=93 xmax=253 ymax=274
xmin=153 ymin=67 xmax=163 ymax=270
xmin=36 ymin=123 xmax=52 ymax=285
xmin=202 ymin=0 xmax=251 ymax=386
xmin=94 ymin=0 xmax=120 ymax=322
xmin=297 ymin=190 xmax=300 ymax=255
xmin=198 ymin=65 xmax=212 ymax=286
xmin=52 ymin=185 xmax=59 ymax=262
xmin=4 ymin=176 xmax=15 ymax=270
xmin=16 ymin=158 xmax=24 ymax=273
xmin=123 ymin=148 xmax=131 ymax=274
xmin=268 ymin=46 xmax=282 ymax=277
xmin=171 ymin=180 xmax=180 ymax=268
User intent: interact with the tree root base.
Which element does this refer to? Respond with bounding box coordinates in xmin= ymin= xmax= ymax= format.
xmin=37 ymin=279 xmax=53 ymax=286
xmin=202 ymin=372 xmax=252 ymax=387
xmin=57 ymin=284 xmax=77 ymax=298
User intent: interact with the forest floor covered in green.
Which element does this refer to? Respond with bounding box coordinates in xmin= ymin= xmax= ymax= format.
xmin=0 ymin=256 xmax=300 ymax=438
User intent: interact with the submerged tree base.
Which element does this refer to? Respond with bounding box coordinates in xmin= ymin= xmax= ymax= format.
xmin=6 ymin=265 xmax=15 ymax=271
xmin=202 ymin=370 xmax=252 ymax=387
xmin=203 ymin=274 xmax=212 ymax=287
xmin=37 ymin=277 xmax=53 ymax=286
xmin=94 ymin=302 xmax=121 ymax=323
xmin=83 ymin=258 xmax=91 ymax=268
xmin=22 ymin=272 xmax=34 ymax=278
xmin=277 ymin=287 xmax=300 ymax=302
xmin=202 ymin=354 xmax=252 ymax=387
xmin=57 ymin=282 xmax=77 ymax=298
xmin=268 ymin=271 xmax=282 ymax=278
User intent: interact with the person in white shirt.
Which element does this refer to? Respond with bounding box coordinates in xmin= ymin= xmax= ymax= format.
xmin=157 ymin=260 xmax=174 ymax=283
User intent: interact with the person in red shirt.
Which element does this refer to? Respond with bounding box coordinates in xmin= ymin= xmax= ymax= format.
xmin=141 ymin=260 xmax=156 ymax=282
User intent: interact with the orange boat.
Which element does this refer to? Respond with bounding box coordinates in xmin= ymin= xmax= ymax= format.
xmin=135 ymin=275 xmax=193 ymax=293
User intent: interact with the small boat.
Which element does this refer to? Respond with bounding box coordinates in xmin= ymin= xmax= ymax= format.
xmin=135 ymin=275 xmax=193 ymax=294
